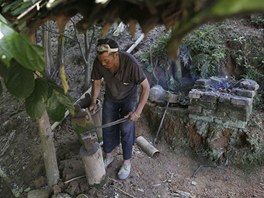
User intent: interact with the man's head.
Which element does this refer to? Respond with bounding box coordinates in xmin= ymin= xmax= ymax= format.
xmin=96 ymin=38 xmax=119 ymax=69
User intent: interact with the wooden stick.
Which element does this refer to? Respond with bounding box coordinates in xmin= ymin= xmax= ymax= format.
xmin=108 ymin=177 xmax=123 ymax=185
xmin=17 ymin=0 xmax=44 ymax=20
xmin=64 ymin=175 xmax=86 ymax=184
xmin=126 ymin=34 xmax=144 ymax=53
xmin=191 ymin=164 xmax=218 ymax=178
xmin=112 ymin=186 xmax=136 ymax=198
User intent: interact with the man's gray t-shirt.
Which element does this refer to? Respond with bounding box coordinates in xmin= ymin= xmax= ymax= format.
xmin=91 ymin=51 xmax=146 ymax=101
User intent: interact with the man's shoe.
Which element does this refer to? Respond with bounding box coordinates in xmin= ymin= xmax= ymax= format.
xmin=104 ymin=157 xmax=114 ymax=168
xmin=118 ymin=163 xmax=131 ymax=180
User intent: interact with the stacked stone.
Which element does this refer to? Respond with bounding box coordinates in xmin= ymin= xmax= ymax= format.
xmin=188 ymin=78 xmax=259 ymax=129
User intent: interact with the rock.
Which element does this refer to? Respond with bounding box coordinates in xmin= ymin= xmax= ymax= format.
xmin=191 ymin=181 xmax=197 ymax=186
xmin=33 ymin=176 xmax=47 ymax=188
xmin=27 ymin=189 xmax=50 ymax=198
xmin=51 ymin=193 xmax=72 ymax=198
xmin=52 ymin=184 xmax=62 ymax=194
xmin=149 ymin=85 xmax=166 ymax=102
xmin=76 ymin=194 xmax=89 ymax=198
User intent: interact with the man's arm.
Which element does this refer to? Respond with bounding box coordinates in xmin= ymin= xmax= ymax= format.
xmin=90 ymin=79 xmax=102 ymax=113
xmin=131 ymin=78 xmax=150 ymax=121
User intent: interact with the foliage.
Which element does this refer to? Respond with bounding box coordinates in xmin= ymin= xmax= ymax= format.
xmin=5 ymin=59 xmax=35 ymax=98
xmin=229 ymin=145 xmax=264 ymax=172
xmin=250 ymin=14 xmax=264 ymax=28
xmin=230 ymin=35 xmax=264 ymax=75
xmin=239 ymin=133 xmax=264 ymax=167
xmin=139 ymin=31 xmax=171 ymax=70
xmin=227 ymin=34 xmax=264 ymax=102
xmin=182 ymin=23 xmax=226 ymax=78
xmin=0 ymin=16 xmax=74 ymax=121
xmin=168 ymin=0 xmax=264 ymax=57
xmin=0 ymin=18 xmax=44 ymax=71
xmin=1 ymin=0 xmax=34 ymax=16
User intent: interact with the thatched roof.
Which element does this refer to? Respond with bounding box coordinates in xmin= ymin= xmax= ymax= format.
xmin=1 ymin=0 xmax=264 ymax=56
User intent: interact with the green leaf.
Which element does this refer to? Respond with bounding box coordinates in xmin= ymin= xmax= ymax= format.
xmin=5 ymin=59 xmax=35 ymax=98
xmin=0 ymin=15 xmax=8 ymax=23
xmin=0 ymin=16 xmax=45 ymax=71
xmin=25 ymin=78 xmax=48 ymax=119
xmin=0 ymin=59 xmax=8 ymax=80
xmin=46 ymin=80 xmax=74 ymax=121
xmin=46 ymin=90 xmax=67 ymax=121
xmin=209 ymin=0 xmax=264 ymax=16
xmin=48 ymin=80 xmax=74 ymax=112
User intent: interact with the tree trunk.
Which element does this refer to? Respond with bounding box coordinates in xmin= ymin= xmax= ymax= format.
xmin=57 ymin=33 xmax=65 ymax=77
xmin=43 ymin=22 xmax=53 ymax=76
xmin=38 ymin=111 xmax=60 ymax=186
xmin=83 ymin=27 xmax=95 ymax=90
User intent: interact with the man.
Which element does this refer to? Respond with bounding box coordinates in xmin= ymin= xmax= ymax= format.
xmin=89 ymin=38 xmax=150 ymax=180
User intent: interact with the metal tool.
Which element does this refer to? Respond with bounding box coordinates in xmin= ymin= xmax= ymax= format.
xmin=81 ymin=116 xmax=129 ymax=143
xmin=92 ymin=116 xmax=129 ymax=131
xmin=153 ymin=99 xmax=170 ymax=145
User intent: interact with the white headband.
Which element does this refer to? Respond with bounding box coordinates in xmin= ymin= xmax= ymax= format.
xmin=97 ymin=44 xmax=118 ymax=54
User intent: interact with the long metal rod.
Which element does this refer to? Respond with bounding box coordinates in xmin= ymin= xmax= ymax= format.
xmin=92 ymin=117 xmax=129 ymax=131
xmin=153 ymin=100 xmax=170 ymax=145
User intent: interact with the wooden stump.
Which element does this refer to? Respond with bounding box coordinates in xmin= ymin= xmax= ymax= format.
xmin=90 ymin=100 xmax=103 ymax=142
xmin=80 ymin=144 xmax=105 ymax=185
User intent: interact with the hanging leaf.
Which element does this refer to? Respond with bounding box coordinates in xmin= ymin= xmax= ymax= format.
xmin=0 ymin=59 xmax=8 ymax=80
xmin=48 ymin=80 xmax=74 ymax=113
xmin=0 ymin=16 xmax=45 ymax=71
xmin=46 ymin=80 xmax=74 ymax=121
xmin=46 ymin=89 xmax=67 ymax=121
xmin=25 ymin=78 xmax=48 ymax=119
xmin=5 ymin=59 xmax=35 ymax=98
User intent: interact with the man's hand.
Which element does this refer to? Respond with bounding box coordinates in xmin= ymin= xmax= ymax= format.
xmin=128 ymin=111 xmax=140 ymax=122
xmin=89 ymin=102 xmax=97 ymax=114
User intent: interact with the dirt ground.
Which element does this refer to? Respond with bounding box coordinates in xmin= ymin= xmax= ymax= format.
xmin=1 ymin=18 xmax=264 ymax=198
xmin=54 ymin=113 xmax=264 ymax=198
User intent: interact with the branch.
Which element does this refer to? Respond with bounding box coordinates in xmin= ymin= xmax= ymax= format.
xmin=111 ymin=186 xmax=136 ymax=198
xmin=41 ymin=25 xmax=76 ymax=41
xmin=70 ymin=19 xmax=88 ymax=66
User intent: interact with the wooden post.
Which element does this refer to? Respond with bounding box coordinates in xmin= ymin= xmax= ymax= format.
xmin=72 ymin=108 xmax=105 ymax=185
xmin=90 ymin=100 xmax=103 ymax=142
xmin=80 ymin=141 xmax=106 ymax=186
xmin=38 ymin=111 xmax=60 ymax=186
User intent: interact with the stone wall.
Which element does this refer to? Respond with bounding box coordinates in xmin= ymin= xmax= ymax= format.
xmin=144 ymin=77 xmax=260 ymax=163
xmin=188 ymin=78 xmax=259 ymax=129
